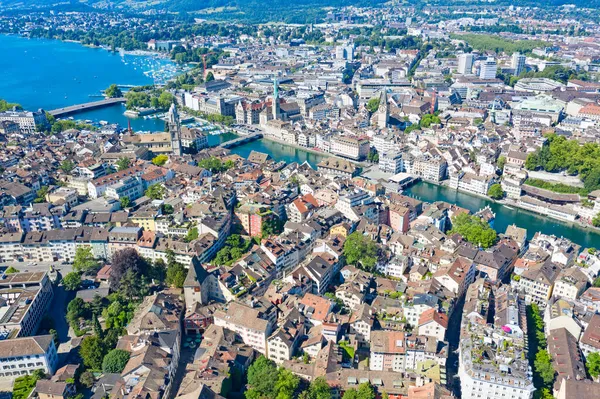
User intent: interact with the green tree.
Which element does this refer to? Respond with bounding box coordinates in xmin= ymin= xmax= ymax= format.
xmin=105 ymin=84 xmax=123 ymax=98
xmin=80 ymin=335 xmax=107 ymax=370
xmin=342 ymin=232 xmax=379 ymax=271
xmin=366 ymin=97 xmax=380 ymax=113
xmin=149 ymin=258 xmax=167 ymax=284
xmin=586 ymin=352 xmax=600 ymax=378
xmin=60 ymin=160 xmax=75 ymax=174
xmin=205 ymin=71 xmax=215 ymax=82
xmin=157 ymin=91 xmax=175 ymax=109
xmin=62 ymin=272 xmax=82 ymax=291
xmin=79 ymin=371 xmax=95 ymax=388
xmin=274 ymin=368 xmax=300 ymax=399
xmin=497 ymin=155 xmax=506 ymax=170
xmin=246 ymin=356 xmax=279 ymax=399
xmin=73 ymin=246 xmax=100 ymax=274
xmin=488 ymin=184 xmax=505 ymax=199
xmin=534 ymin=350 xmax=555 ymax=386
xmin=166 ymin=262 xmax=186 ymax=288
xmin=593 ymin=213 xmax=600 ymax=228
xmin=116 ymin=157 xmax=131 ymax=171
xmin=152 ymin=154 xmax=169 ymax=166
xmin=308 ymin=377 xmax=331 ymax=399
xmin=448 ymin=213 xmax=498 ymax=249
xmin=34 ymin=186 xmax=49 ymax=203
xmin=262 ymin=216 xmax=283 ymax=238
xmin=120 ymin=196 xmax=131 ymax=209
xmin=102 ymin=349 xmax=130 ymax=373
xmin=184 ymin=227 xmax=199 ymax=242
xmin=145 ymin=183 xmax=166 ymax=200
xmin=419 ymin=114 xmax=441 ymax=128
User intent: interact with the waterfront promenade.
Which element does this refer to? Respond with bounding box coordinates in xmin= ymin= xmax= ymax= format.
xmin=49 ymin=97 xmax=126 ymax=117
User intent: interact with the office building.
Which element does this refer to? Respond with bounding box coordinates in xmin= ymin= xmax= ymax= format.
xmin=512 ymin=53 xmax=526 ymax=76
xmin=479 ymin=58 xmax=497 ymax=80
xmin=457 ymin=53 xmax=475 ymax=74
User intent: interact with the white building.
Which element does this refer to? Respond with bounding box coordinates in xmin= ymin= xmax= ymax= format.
xmin=458 ymin=53 xmax=475 ymax=74
xmin=0 ymin=335 xmax=58 ymax=377
xmin=329 ymin=136 xmax=370 ymax=160
xmin=511 ymin=53 xmax=526 ymax=76
xmin=479 ymin=58 xmax=497 ymax=80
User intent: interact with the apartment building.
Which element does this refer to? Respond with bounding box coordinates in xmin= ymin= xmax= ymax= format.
xmin=329 ymin=136 xmax=370 ymax=160
xmin=213 ymin=301 xmax=276 ymax=354
xmin=0 ymin=335 xmax=58 ymax=377
xmin=0 ymin=108 xmax=47 ymax=134
xmin=0 ymin=272 xmax=54 ymax=339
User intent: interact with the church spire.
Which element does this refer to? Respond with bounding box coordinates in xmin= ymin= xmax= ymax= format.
xmin=272 ymin=77 xmax=280 ymax=120
xmin=168 ymin=103 xmax=182 ymax=156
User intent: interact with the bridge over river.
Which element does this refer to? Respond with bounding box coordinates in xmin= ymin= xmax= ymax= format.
xmin=219 ymin=133 xmax=263 ymax=149
xmin=49 ymin=97 xmax=126 ymax=117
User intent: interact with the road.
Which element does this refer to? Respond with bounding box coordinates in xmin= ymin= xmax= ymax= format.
xmin=0 ymin=262 xmax=73 ymax=275
xmin=445 ymin=295 xmax=465 ymax=396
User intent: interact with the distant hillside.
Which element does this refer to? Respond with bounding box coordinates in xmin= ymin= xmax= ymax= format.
xmin=0 ymin=0 xmax=387 ymax=23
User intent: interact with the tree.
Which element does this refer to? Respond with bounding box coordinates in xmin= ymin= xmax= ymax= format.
xmin=73 ymin=246 xmax=100 ymax=274
xmin=534 ymin=350 xmax=555 ymax=385
xmin=102 ymin=349 xmax=130 ymax=373
xmin=62 ymin=272 xmax=82 ymax=291
xmin=166 ymin=261 xmax=187 ymax=288
xmin=205 ymin=71 xmax=215 ymax=82
xmin=105 ymin=84 xmax=123 ymax=98
xmin=5 ymin=266 xmax=19 ymax=274
xmin=60 ymin=160 xmax=75 ymax=174
xmin=488 ymin=184 xmax=505 ymax=199
xmin=116 ymin=157 xmax=131 ymax=171
xmin=497 ymin=155 xmax=506 ymax=171
xmin=357 ymin=382 xmax=376 ymax=399
xmin=184 ymin=227 xmax=199 ymax=242
xmin=343 ymin=232 xmax=379 ymax=271
xmin=149 ymin=258 xmax=167 ymax=284
xmin=448 ymin=213 xmax=498 ymax=249
xmin=35 ymin=186 xmax=49 ymax=203
xmin=120 ymin=196 xmax=131 ymax=209
xmin=80 ymin=335 xmax=107 ymax=370
xmin=152 ymin=154 xmax=169 ymax=166
xmin=586 ymin=352 xmax=600 ymax=379
xmin=67 ymin=297 xmax=88 ymax=325
xmin=79 ymin=371 xmax=95 ymax=388
xmin=262 ymin=216 xmax=283 ymax=238
xmin=308 ymin=377 xmax=331 ymax=399
xmin=274 ymin=368 xmax=300 ymax=399
xmin=145 ymin=183 xmax=166 ymax=200
xmin=593 ymin=213 xmax=600 ymax=228
xmin=110 ymin=248 xmax=148 ymax=286
xmin=366 ymin=97 xmax=380 ymax=113
xmin=246 ymin=356 xmax=279 ymax=399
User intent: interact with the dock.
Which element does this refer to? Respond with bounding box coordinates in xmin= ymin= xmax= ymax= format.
xmin=49 ymin=97 xmax=126 ymax=117
xmin=219 ymin=133 xmax=263 ymax=149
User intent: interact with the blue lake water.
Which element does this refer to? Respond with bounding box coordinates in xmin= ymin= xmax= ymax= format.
xmin=0 ymin=34 xmax=173 ymax=131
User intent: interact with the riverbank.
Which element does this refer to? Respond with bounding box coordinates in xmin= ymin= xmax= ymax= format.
xmin=429 ymin=181 xmax=600 ymax=234
xmin=261 ymin=135 xmax=369 ymax=168
xmin=405 ymin=181 xmax=600 ymax=248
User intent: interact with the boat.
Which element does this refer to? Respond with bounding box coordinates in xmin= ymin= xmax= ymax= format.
xmin=503 ymin=205 xmax=515 ymax=210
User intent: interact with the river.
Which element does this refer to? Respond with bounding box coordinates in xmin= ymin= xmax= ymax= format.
xmin=405 ymin=182 xmax=600 ymax=249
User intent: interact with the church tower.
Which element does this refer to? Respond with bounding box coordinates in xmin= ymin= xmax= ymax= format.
xmin=272 ymin=77 xmax=281 ymax=120
xmin=168 ymin=103 xmax=182 ymax=156
xmin=377 ymin=89 xmax=389 ymax=129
